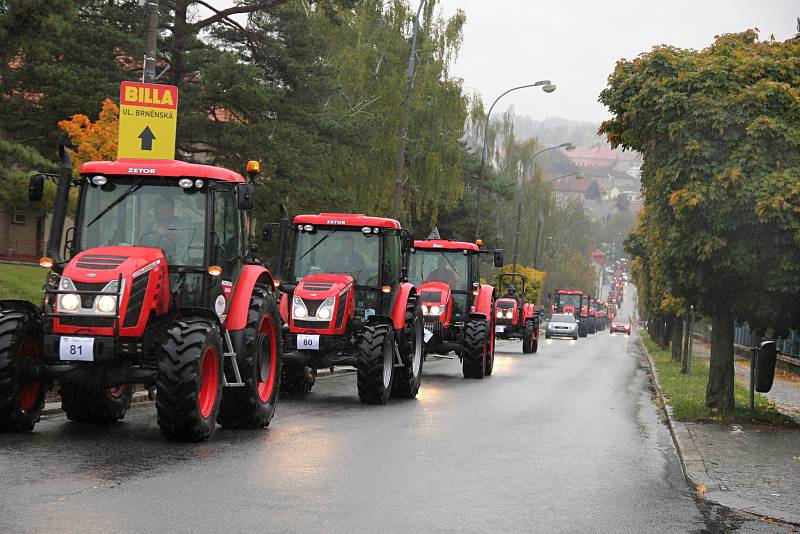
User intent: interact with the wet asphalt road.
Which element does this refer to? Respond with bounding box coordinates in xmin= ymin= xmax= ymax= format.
xmin=0 ymin=291 xmax=792 ymax=533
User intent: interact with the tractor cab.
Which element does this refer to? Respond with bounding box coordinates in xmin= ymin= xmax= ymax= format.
xmin=553 ymin=290 xmax=582 ymax=320
xmin=278 ymin=213 xmax=423 ymax=403
xmin=409 ymin=239 xmax=502 ymax=377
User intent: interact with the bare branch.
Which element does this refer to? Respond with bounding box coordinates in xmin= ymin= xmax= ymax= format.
xmin=191 ymin=0 xmax=289 ymax=30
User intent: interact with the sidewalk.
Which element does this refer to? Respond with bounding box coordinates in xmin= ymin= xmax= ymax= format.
xmin=641 ymin=337 xmax=800 ymax=526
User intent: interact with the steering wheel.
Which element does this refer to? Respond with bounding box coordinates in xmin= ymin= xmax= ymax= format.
xmin=139 ymin=231 xmax=175 ymax=254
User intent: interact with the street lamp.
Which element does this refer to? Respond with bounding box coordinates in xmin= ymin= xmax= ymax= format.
xmin=532 ymin=142 xmax=575 ymax=162
xmin=546 ymin=171 xmax=584 ymax=185
xmin=474 ymin=80 xmax=556 ymax=239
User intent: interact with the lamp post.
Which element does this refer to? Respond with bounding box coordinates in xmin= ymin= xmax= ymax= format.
xmin=392 ymin=0 xmax=425 ymax=219
xmin=474 ymin=80 xmax=556 ymax=239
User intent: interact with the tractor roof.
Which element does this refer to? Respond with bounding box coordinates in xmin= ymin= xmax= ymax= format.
xmin=294 ymin=213 xmax=401 ymax=229
xmin=79 ymin=159 xmax=245 ymax=183
xmin=557 ymin=290 xmax=583 ymax=295
xmin=414 ymin=239 xmax=479 ymax=251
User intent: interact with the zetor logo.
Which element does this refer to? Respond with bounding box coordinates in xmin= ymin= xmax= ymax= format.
xmin=128 ymin=168 xmax=157 ymax=174
xmin=326 ymin=220 xmax=346 ymax=225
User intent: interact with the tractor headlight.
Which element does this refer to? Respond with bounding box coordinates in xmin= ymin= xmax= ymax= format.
xmin=96 ymin=295 xmax=117 ymax=314
xmin=429 ymin=305 xmax=441 ymax=316
xmin=505 ymin=310 xmax=514 ymax=319
xmin=292 ymin=295 xmax=308 ymax=319
xmin=496 ymin=310 xmax=503 ymax=318
xmin=422 ymin=304 xmax=429 ymax=315
xmin=316 ymin=297 xmax=335 ymax=321
xmin=60 ymin=293 xmax=80 ymax=312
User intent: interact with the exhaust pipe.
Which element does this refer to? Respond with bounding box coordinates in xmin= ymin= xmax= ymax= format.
xmin=275 ymin=204 xmax=289 ymax=280
xmin=46 ymin=146 xmax=73 ymax=268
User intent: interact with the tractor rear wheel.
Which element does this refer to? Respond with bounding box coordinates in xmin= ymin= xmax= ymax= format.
xmin=391 ymin=300 xmax=424 ymax=399
xmin=281 ymin=364 xmax=316 ymax=396
xmin=462 ymin=318 xmax=487 ymax=379
xmin=484 ymin=313 xmax=496 ymax=376
xmin=60 ymin=383 xmax=133 ymax=424
xmin=156 ymin=319 xmax=222 ymax=442
xmin=219 ymin=284 xmax=282 ymax=429
xmin=0 ymin=308 xmax=46 ymax=433
xmin=357 ymin=324 xmax=393 ymax=404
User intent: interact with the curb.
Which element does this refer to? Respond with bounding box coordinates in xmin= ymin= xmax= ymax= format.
xmin=41 ymin=367 xmax=357 ymax=416
xmin=638 ymin=337 xmax=800 ymax=527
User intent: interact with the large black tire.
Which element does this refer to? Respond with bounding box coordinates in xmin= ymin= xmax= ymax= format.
xmin=0 ymin=308 xmax=46 ymax=433
xmin=156 ymin=319 xmax=223 ymax=442
xmin=462 ymin=318 xmax=487 ymax=379
xmin=484 ymin=313 xmax=496 ymax=376
xmin=281 ymin=363 xmax=316 ymax=396
xmin=60 ymin=383 xmax=133 ymax=424
xmin=578 ymin=320 xmax=588 ymax=338
xmin=357 ymin=324 xmax=394 ymax=404
xmin=522 ymin=321 xmax=535 ymax=354
xmin=391 ymin=299 xmax=424 ymax=399
xmin=219 ymin=284 xmax=282 ymax=429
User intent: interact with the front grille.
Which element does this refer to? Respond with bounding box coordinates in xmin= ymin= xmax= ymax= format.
xmin=302 ymin=298 xmax=324 ymax=317
xmin=302 ymin=282 xmax=334 ymax=291
xmin=59 ymin=317 xmax=115 ymax=328
xmin=124 ymin=272 xmax=150 ymax=327
xmin=293 ymin=319 xmax=328 ymax=329
xmin=72 ymin=281 xmax=106 ymax=308
xmin=425 ymin=320 xmax=443 ymax=332
xmin=334 ymin=298 xmax=346 ymax=328
xmin=496 ymin=318 xmax=513 ymax=325
xmin=420 ymin=291 xmax=441 ymax=302
xmin=75 ymin=254 xmax=126 ymax=270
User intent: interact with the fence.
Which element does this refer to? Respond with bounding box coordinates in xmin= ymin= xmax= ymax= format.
xmin=692 ymin=319 xmax=800 ymax=360
xmin=0 ymin=239 xmax=44 ymax=264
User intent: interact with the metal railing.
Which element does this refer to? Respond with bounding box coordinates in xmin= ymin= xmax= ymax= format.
xmin=0 ymin=238 xmax=44 ymax=262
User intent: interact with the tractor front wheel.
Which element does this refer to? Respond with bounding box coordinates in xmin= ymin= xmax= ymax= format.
xmin=392 ymin=300 xmax=424 ymax=399
xmin=60 ymin=383 xmax=133 ymax=424
xmin=156 ymin=319 xmax=222 ymax=442
xmin=0 ymin=308 xmax=46 ymax=433
xmin=357 ymin=324 xmax=394 ymax=404
xmin=484 ymin=313 xmax=496 ymax=376
xmin=219 ymin=284 xmax=282 ymax=429
xmin=462 ymin=318 xmax=487 ymax=379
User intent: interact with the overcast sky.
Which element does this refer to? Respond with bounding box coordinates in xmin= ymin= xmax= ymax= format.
xmin=435 ymin=0 xmax=798 ymax=123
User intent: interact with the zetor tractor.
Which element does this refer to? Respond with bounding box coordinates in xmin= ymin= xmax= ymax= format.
xmin=0 ymin=148 xmax=282 ymax=441
xmin=552 ymin=290 xmax=588 ymax=337
xmin=410 ymin=239 xmax=503 ymax=378
xmin=276 ymin=212 xmax=423 ymax=404
xmin=587 ymin=297 xmax=598 ymax=334
xmin=494 ymin=273 xmax=539 ymax=354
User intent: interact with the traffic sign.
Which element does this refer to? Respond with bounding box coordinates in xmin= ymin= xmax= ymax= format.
xmin=118 ymin=81 xmax=178 ymax=160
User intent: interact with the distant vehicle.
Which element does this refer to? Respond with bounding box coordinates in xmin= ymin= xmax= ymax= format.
xmin=610 ymin=318 xmax=631 ymax=335
xmin=546 ymin=314 xmax=578 ymax=340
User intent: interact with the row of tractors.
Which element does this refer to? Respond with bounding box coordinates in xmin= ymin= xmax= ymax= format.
xmin=0 ymin=153 xmax=540 ymax=442
xmin=550 ymin=290 xmax=616 ymax=337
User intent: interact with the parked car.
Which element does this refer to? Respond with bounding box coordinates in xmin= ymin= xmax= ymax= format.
xmin=545 ymin=313 xmax=579 ymax=340
xmin=610 ymin=318 xmax=632 ymax=335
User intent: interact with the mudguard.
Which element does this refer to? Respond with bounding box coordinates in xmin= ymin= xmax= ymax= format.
xmin=279 ymin=292 xmax=289 ymax=324
xmin=472 ymin=284 xmax=495 ymax=320
xmin=521 ymin=303 xmax=536 ymax=321
xmin=225 ymin=265 xmax=275 ymax=331
xmin=390 ymin=282 xmax=416 ymax=330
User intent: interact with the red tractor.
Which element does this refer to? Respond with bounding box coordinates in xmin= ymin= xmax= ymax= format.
xmin=587 ymin=297 xmax=598 ymax=334
xmin=410 ymin=239 xmax=502 ymax=378
xmin=552 ymin=289 xmax=588 ymax=337
xmin=0 ymin=149 xmax=282 ymax=441
xmin=275 ymin=213 xmax=423 ymax=404
xmin=494 ymin=273 xmax=540 ymax=354
xmin=595 ymin=301 xmax=607 ymax=331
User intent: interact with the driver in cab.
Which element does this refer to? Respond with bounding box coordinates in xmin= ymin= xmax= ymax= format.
xmin=329 ymin=235 xmax=366 ymax=283
xmin=425 ymin=256 xmax=458 ymax=288
xmin=140 ymin=196 xmax=187 ymax=262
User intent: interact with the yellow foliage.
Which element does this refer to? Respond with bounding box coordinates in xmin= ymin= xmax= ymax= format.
xmin=58 ymin=98 xmax=119 ymax=173
xmin=494 ymin=264 xmax=545 ymax=305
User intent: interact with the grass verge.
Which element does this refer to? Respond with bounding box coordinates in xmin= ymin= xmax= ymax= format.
xmin=642 ymin=332 xmax=794 ymax=425
xmin=0 ymin=262 xmax=46 ymax=303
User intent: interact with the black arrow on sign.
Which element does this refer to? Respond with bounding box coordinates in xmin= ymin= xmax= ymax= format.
xmin=138 ymin=126 xmax=156 ymax=151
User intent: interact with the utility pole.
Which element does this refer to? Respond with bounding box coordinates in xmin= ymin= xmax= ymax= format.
xmin=142 ymin=0 xmax=159 ymax=83
xmin=392 ymin=1 xmax=425 ymax=220
xmin=511 ymin=201 xmax=522 ymax=274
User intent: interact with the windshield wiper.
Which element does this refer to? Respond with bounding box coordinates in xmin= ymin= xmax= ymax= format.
xmin=86 ymin=179 xmax=144 ymax=228
xmin=298 ymin=230 xmax=334 ymax=262
xmin=439 ymin=252 xmax=459 ymax=274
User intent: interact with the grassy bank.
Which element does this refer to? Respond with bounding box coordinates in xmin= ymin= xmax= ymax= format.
xmin=0 ymin=262 xmax=46 ymax=303
xmin=642 ymin=333 xmax=792 ymax=425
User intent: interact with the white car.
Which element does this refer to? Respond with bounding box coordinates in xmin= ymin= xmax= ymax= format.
xmin=546 ymin=314 xmax=579 ymax=340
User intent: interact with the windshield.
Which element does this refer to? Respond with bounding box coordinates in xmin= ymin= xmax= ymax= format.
xmin=557 ymin=293 xmax=581 ymax=310
xmin=79 ymin=179 xmax=206 ymax=266
xmin=293 ymin=229 xmax=379 ymax=285
xmin=551 ymin=314 xmax=576 ymax=323
xmin=408 ymin=249 xmax=469 ymax=291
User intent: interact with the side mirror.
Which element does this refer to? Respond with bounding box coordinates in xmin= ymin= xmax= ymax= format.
xmin=237 ymin=183 xmax=255 ymax=211
xmin=493 ymin=249 xmax=504 ymax=268
xmin=262 ymin=223 xmax=274 ymax=242
xmin=29 ymin=174 xmax=45 ymax=202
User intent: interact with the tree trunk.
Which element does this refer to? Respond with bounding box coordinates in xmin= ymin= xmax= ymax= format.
xmin=661 ymin=316 xmax=673 ymax=350
xmin=170 ymin=0 xmax=190 ymax=86
xmin=705 ymin=305 xmax=735 ymax=410
xmin=670 ymin=314 xmax=683 ymax=362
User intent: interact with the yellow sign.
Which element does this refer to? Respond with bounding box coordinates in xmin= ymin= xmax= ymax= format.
xmin=118 ymin=81 xmax=178 ymax=160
